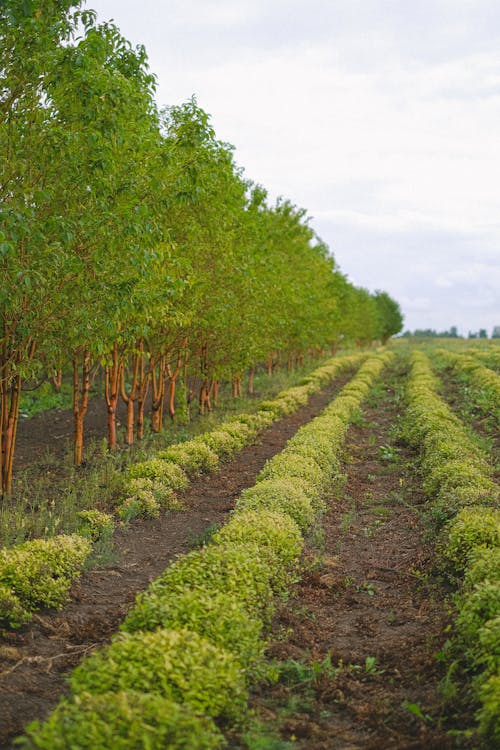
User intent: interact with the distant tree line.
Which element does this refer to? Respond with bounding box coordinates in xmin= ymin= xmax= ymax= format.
xmin=402 ymin=326 xmax=500 ymax=339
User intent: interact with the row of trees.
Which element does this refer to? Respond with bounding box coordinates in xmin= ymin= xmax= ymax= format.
xmin=0 ymin=0 xmax=403 ymax=494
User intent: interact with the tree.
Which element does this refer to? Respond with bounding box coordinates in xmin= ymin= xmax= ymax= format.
xmin=373 ymin=291 xmax=404 ymax=343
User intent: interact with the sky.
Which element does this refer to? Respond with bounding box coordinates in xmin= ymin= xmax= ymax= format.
xmin=87 ymin=0 xmax=500 ymax=335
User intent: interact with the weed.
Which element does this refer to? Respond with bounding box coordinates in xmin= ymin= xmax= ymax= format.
xmin=378 ymin=443 xmax=401 ymax=463
xmin=402 ymin=700 xmax=433 ymax=723
xmin=186 ymin=522 xmax=220 ymax=549
xmin=355 ymin=581 xmax=377 ymax=596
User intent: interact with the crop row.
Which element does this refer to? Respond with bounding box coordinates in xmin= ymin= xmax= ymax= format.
xmin=0 ymin=353 xmax=363 ymax=629
xmin=402 ymin=350 xmax=500 ymax=744
xmin=19 ymin=351 xmax=393 ymax=748
xmin=437 ymin=349 xmax=500 ymax=425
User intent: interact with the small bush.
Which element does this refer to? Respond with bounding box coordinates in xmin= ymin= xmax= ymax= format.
xmin=477 ymin=670 xmax=500 ymax=745
xmin=215 ymin=510 xmax=303 ymax=567
xmin=477 ymin=616 xmax=500 ymax=675
xmin=0 ymin=535 xmax=91 ymax=622
xmin=157 ymin=441 xmax=219 ymax=474
xmin=19 ymin=691 xmax=225 ymax=750
xmin=258 ymin=453 xmax=326 ymax=496
xmin=133 ymin=542 xmax=276 ymax=621
xmin=123 ymin=589 xmax=266 ymax=676
xmin=70 ymin=629 xmax=247 ymax=722
xmin=444 ymin=507 xmax=500 ymax=572
xmin=464 ymin=549 xmax=500 ymax=590
xmin=126 ymin=459 xmax=188 ymax=490
xmin=117 ymin=495 xmax=160 ymax=522
xmin=235 ymin=479 xmax=316 ymax=531
xmin=0 ymin=584 xmax=30 ymax=628
xmin=456 ymin=582 xmax=500 ymax=652
xmin=200 ymin=430 xmax=241 ymax=460
xmin=77 ymin=510 xmax=115 ymax=542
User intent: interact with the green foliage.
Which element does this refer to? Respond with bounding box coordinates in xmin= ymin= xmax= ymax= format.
xmin=19 ymin=691 xmax=225 ymax=750
xmin=131 ymin=541 xmax=277 ymax=622
xmin=456 ymin=583 xmax=500 ymax=651
xmin=199 ymin=429 xmax=243 ymax=460
xmin=157 ymin=441 xmax=219 ymax=474
xmin=235 ymin=479 xmax=316 ymax=532
xmin=0 ymin=584 xmax=30 ymax=628
xmin=464 ymin=549 xmax=500 ymax=590
xmin=444 ymin=508 xmax=500 ymax=573
xmin=258 ymin=454 xmax=327 ymax=497
xmin=76 ymin=510 xmax=114 ymax=542
xmin=126 ymin=459 xmax=189 ymax=489
xmin=70 ymin=629 xmax=247 ymax=722
xmin=122 ymin=589 xmax=266 ymax=677
xmin=0 ymin=535 xmax=91 ymax=626
xmin=214 ymin=510 xmax=303 ymax=568
xmin=476 ymin=670 xmax=500 ymax=745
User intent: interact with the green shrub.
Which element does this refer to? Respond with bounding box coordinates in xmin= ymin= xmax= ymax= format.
xmin=214 ymin=510 xmax=303 ymax=568
xmin=444 ymin=508 xmax=500 ymax=572
xmin=464 ymin=549 xmax=500 ymax=590
xmin=456 ymin=582 xmax=500 ymax=652
xmin=117 ymin=495 xmax=160 ymax=522
xmin=0 ymin=584 xmax=30 ymax=627
xmin=0 ymin=535 xmax=91 ymax=619
xmin=70 ymin=629 xmax=247 ymax=722
xmin=126 ymin=459 xmax=188 ymax=490
xmin=199 ymin=430 xmax=241 ymax=460
xmin=157 ymin=441 xmax=219 ymax=474
xmin=258 ymin=453 xmax=327 ymax=496
xmin=139 ymin=542 xmax=276 ymax=619
xmin=235 ymin=479 xmax=316 ymax=531
xmin=118 ymin=477 xmax=181 ymax=521
xmin=123 ymin=589 xmax=266 ymax=676
xmin=77 ymin=510 xmax=115 ymax=542
xmin=477 ymin=670 xmax=500 ymax=745
xmin=477 ymin=616 xmax=500 ymax=675
xmin=19 ymin=691 xmax=225 ymax=750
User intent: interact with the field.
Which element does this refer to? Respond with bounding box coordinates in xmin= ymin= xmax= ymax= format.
xmin=0 ymin=339 xmax=498 ymax=749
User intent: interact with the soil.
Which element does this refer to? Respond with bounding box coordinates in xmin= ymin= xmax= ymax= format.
xmin=0 ymin=375 xmax=350 ymax=748
xmin=244 ymin=367 xmax=477 ymax=749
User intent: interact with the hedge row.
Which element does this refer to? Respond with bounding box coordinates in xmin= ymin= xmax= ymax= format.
xmin=19 ymin=351 xmax=392 ymax=749
xmin=437 ymin=349 xmax=500 ymax=425
xmin=118 ymin=352 xmax=365 ymax=519
xmin=402 ymin=350 xmax=500 ymax=744
xmin=0 ymin=354 xmax=362 ymax=629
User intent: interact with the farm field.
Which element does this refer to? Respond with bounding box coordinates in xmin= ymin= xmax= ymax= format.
xmin=0 ymin=341 xmax=497 ymax=748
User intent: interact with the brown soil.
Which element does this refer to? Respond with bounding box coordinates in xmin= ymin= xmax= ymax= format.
xmin=246 ymin=369 xmax=475 ymax=749
xmin=0 ymin=377 xmax=349 ymax=748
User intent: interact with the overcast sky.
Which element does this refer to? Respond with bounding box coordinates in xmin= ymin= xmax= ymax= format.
xmin=88 ymin=0 xmax=500 ymax=335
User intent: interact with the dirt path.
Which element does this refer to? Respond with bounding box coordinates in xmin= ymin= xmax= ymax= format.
xmin=249 ymin=368 xmax=474 ymax=749
xmin=0 ymin=375 xmax=352 ymax=748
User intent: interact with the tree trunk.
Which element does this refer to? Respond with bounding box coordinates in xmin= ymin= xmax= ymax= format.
xmin=266 ymin=354 xmax=273 ymax=376
xmin=105 ymin=343 xmax=122 ymax=450
xmin=0 ymin=372 xmax=21 ymax=496
xmin=72 ymin=350 xmax=91 ymax=467
xmin=120 ymin=345 xmax=141 ymax=446
xmin=137 ymin=342 xmax=149 ymax=440
xmin=231 ymin=374 xmax=242 ymax=398
xmin=51 ymin=369 xmax=63 ymax=393
xmin=165 ymin=341 xmax=186 ymax=421
xmin=150 ymin=354 xmax=166 ymax=433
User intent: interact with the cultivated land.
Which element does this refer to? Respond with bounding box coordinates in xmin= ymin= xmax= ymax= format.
xmin=0 ymin=341 xmax=498 ymax=749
